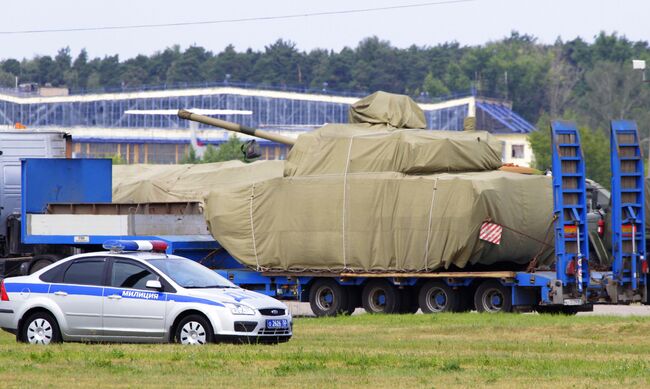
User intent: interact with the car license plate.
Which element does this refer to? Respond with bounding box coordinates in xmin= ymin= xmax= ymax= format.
xmin=563 ymin=298 xmax=582 ymax=306
xmin=266 ymin=319 xmax=288 ymax=329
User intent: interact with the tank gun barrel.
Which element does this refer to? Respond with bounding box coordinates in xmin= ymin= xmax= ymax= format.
xmin=177 ymin=109 xmax=296 ymax=146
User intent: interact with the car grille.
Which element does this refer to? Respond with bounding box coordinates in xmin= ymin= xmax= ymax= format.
xmin=259 ymin=308 xmax=286 ymax=316
xmin=258 ymin=328 xmax=291 ymax=335
xmin=234 ymin=321 xmax=258 ymax=333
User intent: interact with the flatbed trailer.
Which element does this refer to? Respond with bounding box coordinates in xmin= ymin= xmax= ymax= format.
xmin=5 ymin=120 xmax=649 ymax=316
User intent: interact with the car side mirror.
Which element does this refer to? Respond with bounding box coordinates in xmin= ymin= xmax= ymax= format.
xmin=145 ymin=279 xmax=163 ymax=290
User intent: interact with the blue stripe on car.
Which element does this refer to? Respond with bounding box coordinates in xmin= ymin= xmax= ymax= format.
xmin=49 ymin=284 xmax=104 ymax=296
xmin=4 ymin=282 xmax=50 ymax=294
xmin=4 ymin=282 xmax=225 ymax=307
xmin=170 ymin=294 xmax=224 ymax=307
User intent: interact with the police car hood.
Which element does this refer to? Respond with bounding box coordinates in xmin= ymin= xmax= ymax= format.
xmin=185 ymin=287 xmax=285 ymax=309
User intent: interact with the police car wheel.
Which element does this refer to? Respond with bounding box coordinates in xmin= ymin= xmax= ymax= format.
xmin=175 ymin=315 xmax=214 ymax=345
xmin=21 ymin=312 xmax=62 ymax=345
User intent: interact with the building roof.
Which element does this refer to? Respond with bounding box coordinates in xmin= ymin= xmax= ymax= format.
xmin=476 ymin=101 xmax=536 ymax=134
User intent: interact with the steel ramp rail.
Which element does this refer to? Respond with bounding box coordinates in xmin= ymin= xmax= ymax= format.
xmin=551 ymin=121 xmax=589 ymax=297
xmin=610 ymin=120 xmax=647 ymax=296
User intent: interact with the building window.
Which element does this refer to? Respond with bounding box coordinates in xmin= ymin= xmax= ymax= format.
xmin=511 ymin=144 xmax=525 ymax=159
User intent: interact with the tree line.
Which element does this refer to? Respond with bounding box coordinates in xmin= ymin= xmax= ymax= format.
xmin=1 ymin=31 xmax=649 ymax=184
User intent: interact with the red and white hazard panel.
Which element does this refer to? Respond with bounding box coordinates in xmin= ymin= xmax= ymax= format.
xmin=479 ymin=222 xmax=502 ymax=245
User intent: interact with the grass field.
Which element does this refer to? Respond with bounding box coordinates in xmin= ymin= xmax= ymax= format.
xmin=1 ymin=313 xmax=649 ymax=388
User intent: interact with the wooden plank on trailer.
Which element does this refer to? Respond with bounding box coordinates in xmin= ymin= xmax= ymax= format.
xmin=259 ymin=271 xmax=517 ymax=279
xmin=339 ymin=271 xmax=517 ymax=279
xmin=260 ymin=271 xmax=349 ymax=278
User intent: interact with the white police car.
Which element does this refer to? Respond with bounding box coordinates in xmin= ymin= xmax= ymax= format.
xmin=0 ymin=240 xmax=292 ymax=345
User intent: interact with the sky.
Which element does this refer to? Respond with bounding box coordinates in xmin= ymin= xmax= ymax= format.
xmin=1 ymin=0 xmax=649 ymax=60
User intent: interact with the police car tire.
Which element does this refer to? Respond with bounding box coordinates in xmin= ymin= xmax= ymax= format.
xmin=174 ymin=314 xmax=214 ymax=345
xmin=20 ymin=311 xmax=62 ymax=344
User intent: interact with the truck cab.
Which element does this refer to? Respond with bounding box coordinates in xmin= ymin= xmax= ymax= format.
xmin=0 ymin=130 xmax=68 ymax=273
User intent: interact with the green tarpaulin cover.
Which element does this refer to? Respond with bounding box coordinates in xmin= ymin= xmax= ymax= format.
xmin=111 ymin=92 xmax=553 ymax=272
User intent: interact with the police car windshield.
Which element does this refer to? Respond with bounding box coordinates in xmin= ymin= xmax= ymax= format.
xmin=148 ymin=258 xmax=236 ymax=289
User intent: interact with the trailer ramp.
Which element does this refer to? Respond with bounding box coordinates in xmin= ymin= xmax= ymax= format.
xmin=550 ymin=121 xmax=590 ymax=304
xmin=608 ymin=120 xmax=647 ymax=303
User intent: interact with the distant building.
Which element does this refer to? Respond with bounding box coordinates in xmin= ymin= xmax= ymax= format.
xmin=0 ymin=84 xmax=536 ymax=165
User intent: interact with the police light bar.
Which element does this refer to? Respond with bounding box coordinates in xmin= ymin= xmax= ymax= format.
xmin=102 ymin=240 xmax=168 ymax=252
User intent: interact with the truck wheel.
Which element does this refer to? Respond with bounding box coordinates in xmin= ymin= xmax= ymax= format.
xmin=399 ymin=288 xmax=419 ymax=314
xmin=418 ymin=281 xmax=460 ymax=313
xmin=474 ymin=280 xmax=512 ymax=313
xmin=309 ymin=279 xmax=349 ymax=317
xmin=362 ymin=280 xmax=401 ymax=314
xmin=29 ymin=254 xmax=62 ymax=274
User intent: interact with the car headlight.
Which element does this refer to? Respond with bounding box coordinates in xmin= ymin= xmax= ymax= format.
xmin=225 ymin=303 xmax=255 ymax=315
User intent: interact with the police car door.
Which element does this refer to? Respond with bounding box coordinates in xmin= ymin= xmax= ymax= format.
xmin=102 ymin=258 xmax=166 ymax=341
xmin=49 ymin=257 xmax=106 ymax=338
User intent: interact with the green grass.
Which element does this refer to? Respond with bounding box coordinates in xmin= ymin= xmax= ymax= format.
xmin=1 ymin=313 xmax=650 ymax=388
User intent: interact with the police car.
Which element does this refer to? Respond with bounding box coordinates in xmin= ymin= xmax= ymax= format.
xmin=0 ymin=240 xmax=292 ymax=345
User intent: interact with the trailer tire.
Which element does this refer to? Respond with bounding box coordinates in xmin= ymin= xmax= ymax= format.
xmin=362 ymin=280 xmax=401 ymax=314
xmin=309 ymin=279 xmax=349 ymax=317
xmin=418 ymin=281 xmax=460 ymax=313
xmin=474 ymin=280 xmax=512 ymax=313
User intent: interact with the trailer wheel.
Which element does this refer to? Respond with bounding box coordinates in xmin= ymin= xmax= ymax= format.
xmin=418 ymin=281 xmax=460 ymax=313
xmin=362 ymin=280 xmax=401 ymax=314
xmin=474 ymin=280 xmax=512 ymax=313
xmin=309 ymin=279 xmax=349 ymax=317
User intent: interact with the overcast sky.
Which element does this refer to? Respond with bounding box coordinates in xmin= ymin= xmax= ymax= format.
xmin=2 ymin=0 xmax=648 ymax=60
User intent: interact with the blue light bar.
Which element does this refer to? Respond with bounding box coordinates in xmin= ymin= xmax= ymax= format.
xmin=102 ymin=240 xmax=168 ymax=252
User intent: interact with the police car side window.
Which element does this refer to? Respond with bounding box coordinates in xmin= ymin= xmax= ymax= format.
xmin=63 ymin=260 xmax=106 ymax=286
xmin=40 ymin=262 xmax=66 ymax=283
xmin=111 ymin=261 xmax=157 ymax=291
